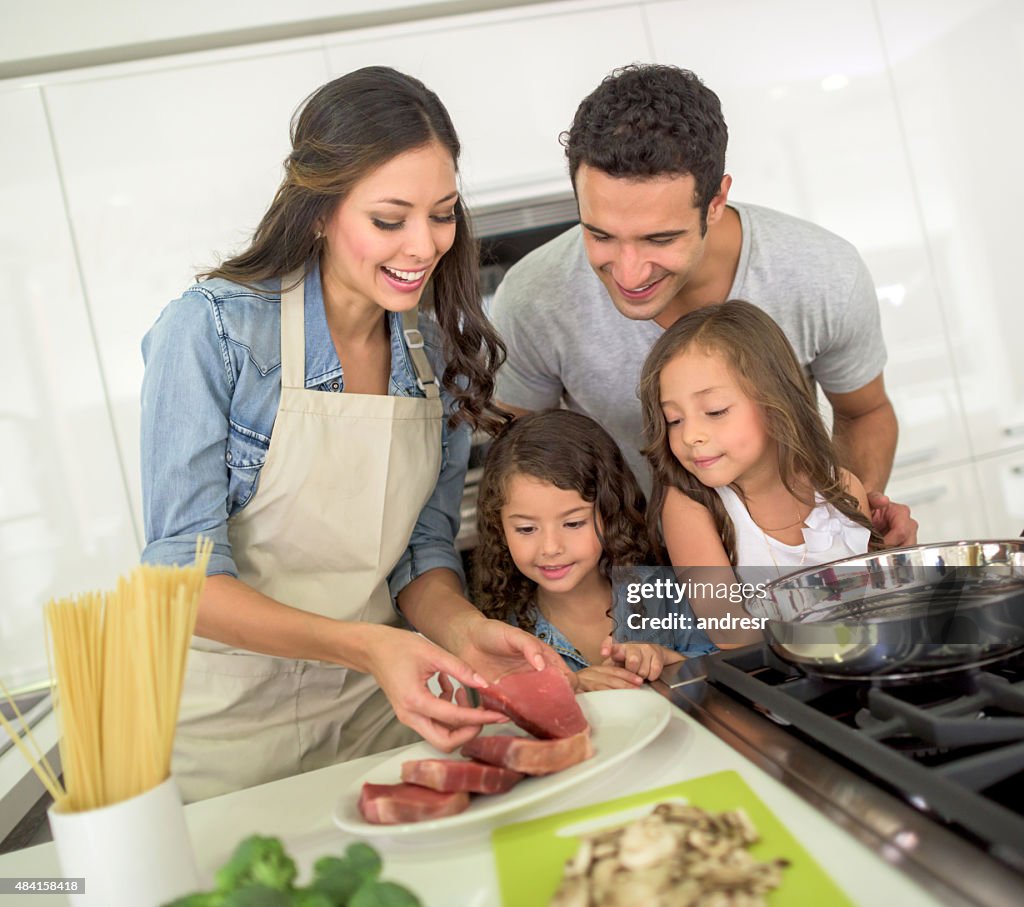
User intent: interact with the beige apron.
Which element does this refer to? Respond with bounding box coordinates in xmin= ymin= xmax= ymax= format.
xmin=173 ymin=269 xmax=443 ymax=802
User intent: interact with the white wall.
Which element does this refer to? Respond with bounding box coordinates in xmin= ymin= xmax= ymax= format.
xmin=0 ymin=0 xmax=552 ymax=74
xmin=2 ymin=0 xmax=1022 ymax=689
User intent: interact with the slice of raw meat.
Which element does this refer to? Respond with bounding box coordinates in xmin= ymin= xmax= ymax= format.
xmin=400 ymin=759 xmax=525 ymax=794
xmin=358 ymin=782 xmax=470 ymax=825
xmin=461 ymin=731 xmax=594 ymax=776
xmin=478 ymin=665 xmax=588 ymax=738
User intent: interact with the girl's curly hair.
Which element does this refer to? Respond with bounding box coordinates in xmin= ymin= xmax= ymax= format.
xmin=639 ymin=300 xmax=882 ymax=564
xmin=473 ymin=410 xmax=652 ymax=632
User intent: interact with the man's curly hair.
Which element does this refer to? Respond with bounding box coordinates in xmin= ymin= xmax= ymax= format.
xmin=473 ymin=410 xmax=653 ymax=632
xmin=561 ymin=64 xmax=728 ymax=232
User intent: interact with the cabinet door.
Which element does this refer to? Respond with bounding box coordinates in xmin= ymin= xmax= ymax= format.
xmin=324 ymin=5 xmax=652 ymax=203
xmin=644 ymin=0 xmax=970 ymax=474
xmin=876 ymin=0 xmax=1024 ymax=458
xmin=0 ymin=86 xmax=139 ymax=687
xmin=974 ymin=451 xmax=1024 ymax=539
xmin=886 ymin=463 xmax=988 ymax=544
xmin=43 ymin=49 xmax=330 ymax=527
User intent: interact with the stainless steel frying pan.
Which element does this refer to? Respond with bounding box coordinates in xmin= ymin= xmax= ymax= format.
xmin=744 ymin=540 xmax=1024 ymax=680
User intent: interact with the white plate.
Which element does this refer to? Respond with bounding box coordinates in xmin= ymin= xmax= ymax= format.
xmin=332 ymin=688 xmax=674 ymax=838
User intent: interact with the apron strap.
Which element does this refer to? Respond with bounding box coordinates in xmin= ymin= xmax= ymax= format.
xmin=280 ymin=269 xmax=306 ymax=390
xmin=401 ymin=307 xmax=440 ymax=400
xmin=281 ymin=267 xmax=439 ymax=400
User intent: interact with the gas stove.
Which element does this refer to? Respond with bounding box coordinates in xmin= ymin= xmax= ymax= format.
xmin=657 ymin=645 xmax=1024 ymax=907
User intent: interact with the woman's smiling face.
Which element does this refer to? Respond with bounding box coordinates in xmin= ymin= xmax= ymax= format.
xmin=320 ymin=141 xmax=459 ymax=313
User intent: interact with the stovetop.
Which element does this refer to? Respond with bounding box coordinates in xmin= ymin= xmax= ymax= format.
xmin=657 ymin=646 xmax=1024 ymax=907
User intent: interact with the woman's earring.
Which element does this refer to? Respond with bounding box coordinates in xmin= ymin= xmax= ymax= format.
xmin=314 ymin=229 xmax=323 ymax=242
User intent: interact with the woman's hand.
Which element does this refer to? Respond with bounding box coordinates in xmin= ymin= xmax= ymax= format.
xmin=600 ymin=637 xmax=684 ymax=682
xmin=451 ymin=615 xmax=566 ymax=683
xmin=361 ymin=625 xmax=509 ymax=752
xmin=575 ymin=665 xmax=644 ymax=691
xmin=396 ymin=570 xmax=564 ymax=682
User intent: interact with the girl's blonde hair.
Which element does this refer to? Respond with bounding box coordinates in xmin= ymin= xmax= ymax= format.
xmin=639 ymin=300 xmax=880 ymax=564
xmin=474 ymin=410 xmax=652 ymax=632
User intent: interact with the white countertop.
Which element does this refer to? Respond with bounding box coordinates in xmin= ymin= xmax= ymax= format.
xmin=0 ymin=700 xmax=943 ymax=906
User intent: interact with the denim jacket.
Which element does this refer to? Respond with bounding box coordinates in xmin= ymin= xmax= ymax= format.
xmin=513 ymin=585 xmax=717 ymax=673
xmin=140 ymin=266 xmax=469 ymax=600
xmin=527 ymin=610 xmax=590 ymax=672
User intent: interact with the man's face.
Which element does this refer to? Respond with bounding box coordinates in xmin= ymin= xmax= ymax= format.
xmin=576 ymin=164 xmax=728 ymax=325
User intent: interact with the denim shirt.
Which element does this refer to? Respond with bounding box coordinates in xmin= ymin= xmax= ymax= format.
xmin=514 ymin=585 xmax=718 ymax=674
xmin=527 ymin=610 xmax=590 ymax=672
xmin=140 ymin=266 xmax=469 ymax=600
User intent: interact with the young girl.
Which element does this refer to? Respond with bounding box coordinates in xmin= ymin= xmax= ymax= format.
xmin=639 ymin=300 xmax=880 ymax=643
xmin=474 ymin=410 xmax=716 ymax=690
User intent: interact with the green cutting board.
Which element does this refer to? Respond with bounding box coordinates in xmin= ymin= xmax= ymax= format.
xmin=492 ymin=770 xmax=853 ymax=906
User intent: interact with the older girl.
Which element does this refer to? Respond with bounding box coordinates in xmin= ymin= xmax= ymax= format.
xmin=639 ymin=300 xmax=880 ymax=644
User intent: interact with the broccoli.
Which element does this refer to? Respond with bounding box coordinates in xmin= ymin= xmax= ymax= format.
xmin=215 ymin=836 xmax=298 ymax=892
xmin=305 ymin=843 xmax=383 ymax=903
xmin=163 ymin=836 xmax=421 ymax=907
xmin=349 ymin=881 xmax=421 ymax=907
xmin=220 ymin=886 xmax=293 ymax=907
xmin=292 ymin=892 xmax=335 ymax=907
xmin=163 ymin=893 xmax=226 ymax=907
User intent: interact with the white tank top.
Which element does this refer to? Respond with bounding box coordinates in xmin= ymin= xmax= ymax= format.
xmin=713 ymin=484 xmax=870 ymax=579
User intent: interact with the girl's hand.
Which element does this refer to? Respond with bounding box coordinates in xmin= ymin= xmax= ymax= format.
xmin=600 ymin=637 xmax=685 ymax=682
xmin=361 ymin=625 xmax=510 ymax=752
xmin=575 ymin=665 xmax=644 ymax=691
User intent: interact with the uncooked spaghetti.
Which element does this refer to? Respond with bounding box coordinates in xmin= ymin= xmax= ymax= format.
xmin=0 ymin=538 xmax=212 ymax=812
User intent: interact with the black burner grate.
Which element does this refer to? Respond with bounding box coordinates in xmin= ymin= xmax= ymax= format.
xmin=705 ymin=646 xmax=1024 ymax=867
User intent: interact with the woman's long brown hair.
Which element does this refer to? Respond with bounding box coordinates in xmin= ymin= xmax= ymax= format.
xmin=474 ymin=410 xmax=652 ymax=632
xmin=639 ymin=300 xmax=881 ymax=564
xmin=201 ymin=66 xmax=507 ymax=434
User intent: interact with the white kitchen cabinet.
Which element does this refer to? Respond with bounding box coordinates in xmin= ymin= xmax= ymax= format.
xmin=323 ymin=2 xmax=652 ymax=202
xmin=0 ymin=85 xmax=139 ymax=688
xmin=974 ymin=449 xmax=1024 ymax=539
xmin=643 ymin=0 xmax=971 ymax=473
xmin=0 ymin=0 xmax=479 ymax=74
xmin=876 ymin=0 xmax=1024 ymax=461
xmin=42 ymin=48 xmax=330 ymax=527
xmin=886 ymin=462 xmax=988 ymax=544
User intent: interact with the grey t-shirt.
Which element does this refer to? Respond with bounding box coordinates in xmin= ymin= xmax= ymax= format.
xmin=490 ymin=202 xmax=886 ymax=492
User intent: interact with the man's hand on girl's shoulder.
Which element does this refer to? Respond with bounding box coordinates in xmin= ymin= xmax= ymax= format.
xmin=867 ymin=491 xmax=919 ymax=549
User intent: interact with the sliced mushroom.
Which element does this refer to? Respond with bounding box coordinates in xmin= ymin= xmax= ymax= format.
xmin=619 ymin=816 xmax=680 ymax=870
xmin=549 ymin=875 xmax=590 ymax=907
xmin=548 ymin=802 xmax=787 ymax=907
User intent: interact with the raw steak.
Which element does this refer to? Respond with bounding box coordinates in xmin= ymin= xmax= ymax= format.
xmin=478 ymin=665 xmax=588 ymax=738
xmin=461 ymin=731 xmax=594 ymax=776
xmin=400 ymin=758 xmax=524 ymax=794
xmin=358 ymin=782 xmax=470 ymax=825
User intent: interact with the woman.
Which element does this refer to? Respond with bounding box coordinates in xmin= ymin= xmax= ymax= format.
xmin=140 ymin=67 xmax=556 ymax=802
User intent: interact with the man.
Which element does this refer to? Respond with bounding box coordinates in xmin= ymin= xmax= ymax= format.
xmin=490 ymin=64 xmax=915 ymax=545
